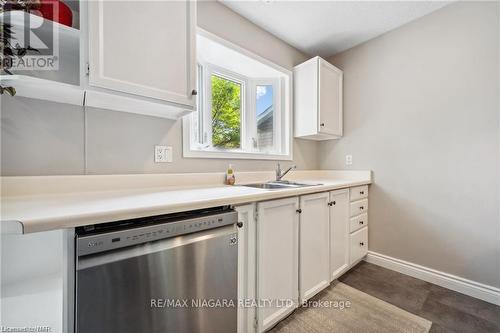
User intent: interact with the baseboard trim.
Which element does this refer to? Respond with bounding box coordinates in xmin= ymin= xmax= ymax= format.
xmin=364 ymin=251 xmax=500 ymax=306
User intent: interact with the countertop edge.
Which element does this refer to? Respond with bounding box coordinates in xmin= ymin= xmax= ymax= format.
xmin=6 ymin=180 xmax=372 ymax=235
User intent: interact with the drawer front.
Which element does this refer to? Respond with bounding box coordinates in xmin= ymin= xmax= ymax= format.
xmin=350 ymin=213 xmax=368 ymax=233
xmin=350 ymin=185 xmax=368 ymax=202
xmin=350 ymin=227 xmax=368 ymax=264
xmin=350 ymin=199 xmax=368 ymax=217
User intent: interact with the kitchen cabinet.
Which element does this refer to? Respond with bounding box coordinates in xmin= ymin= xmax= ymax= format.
xmin=87 ymin=0 xmax=196 ymax=108
xmin=236 ymin=204 xmax=257 ymax=333
xmin=2 ymin=1 xmax=196 ymax=119
xmin=0 ymin=8 xmax=84 ymax=105
xmin=299 ymin=192 xmax=330 ymax=303
xmin=349 ymin=186 xmax=369 ymax=264
xmin=294 ymin=56 xmax=343 ymax=140
xmin=350 ymin=227 xmax=368 ymax=265
xmin=329 ymin=189 xmax=350 ymax=281
xmin=256 ymin=197 xmax=299 ymax=332
xmin=0 ymin=229 xmax=74 ymax=333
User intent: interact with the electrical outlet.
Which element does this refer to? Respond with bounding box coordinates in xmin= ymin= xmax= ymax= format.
xmin=155 ymin=145 xmax=172 ymax=163
xmin=345 ymin=155 xmax=353 ymax=166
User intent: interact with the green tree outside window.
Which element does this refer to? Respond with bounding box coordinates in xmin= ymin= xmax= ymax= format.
xmin=211 ymin=75 xmax=241 ymax=149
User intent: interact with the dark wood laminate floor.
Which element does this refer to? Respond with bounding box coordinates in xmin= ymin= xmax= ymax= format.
xmin=339 ymin=262 xmax=500 ymax=333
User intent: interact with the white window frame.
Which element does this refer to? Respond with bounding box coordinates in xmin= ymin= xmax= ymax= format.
xmin=183 ymin=30 xmax=293 ymax=161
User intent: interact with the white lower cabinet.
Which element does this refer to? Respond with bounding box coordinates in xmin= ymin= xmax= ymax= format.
xmin=349 ymin=226 xmax=368 ymax=265
xmin=349 ymin=186 xmax=369 ymax=265
xmin=329 ymin=189 xmax=350 ymax=281
xmin=236 ymin=204 xmax=257 ymax=333
xmin=251 ymin=185 xmax=369 ymax=332
xmin=299 ymin=192 xmax=330 ymax=303
xmin=256 ymin=197 xmax=299 ymax=333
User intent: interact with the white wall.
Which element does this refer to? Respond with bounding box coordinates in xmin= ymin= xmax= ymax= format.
xmin=0 ymin=0 xmax=317 ymax=176
xmin=320 ymin=1 xmax=500 ymax=288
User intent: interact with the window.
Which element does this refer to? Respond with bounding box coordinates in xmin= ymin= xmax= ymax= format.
xmin=208 ymin=73 xmax=243 ymax=149
xmin=183 ymin=32 xmax=292 ymax=160
xmin=255 ymin=84 xmax=274 ymax=151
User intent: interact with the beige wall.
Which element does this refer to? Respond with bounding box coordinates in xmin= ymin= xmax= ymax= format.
xmin=320 ymin=1 xmax=500 ymax=288
xmin=0 ymin=1 xmax=317 ymax=175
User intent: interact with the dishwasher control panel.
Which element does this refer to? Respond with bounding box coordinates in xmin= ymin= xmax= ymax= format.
xmin=77 ymin=210 xmax=238 ymax=256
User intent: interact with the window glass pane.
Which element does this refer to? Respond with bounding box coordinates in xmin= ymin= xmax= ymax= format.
xmin=211 ymin=75 xmax=242 ymax=149
xmin=256 ymin=85 xmax=274 ymax=150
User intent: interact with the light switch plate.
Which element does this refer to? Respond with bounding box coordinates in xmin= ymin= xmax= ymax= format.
xmin=155 ymin=145 xmax=172 ymax=163
xmin=345 ymin=155 xmax=353 ymax=166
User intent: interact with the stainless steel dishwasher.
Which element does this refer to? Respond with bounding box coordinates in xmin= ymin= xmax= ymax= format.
xmin=75 ymin=207 xmax=238 ymax=333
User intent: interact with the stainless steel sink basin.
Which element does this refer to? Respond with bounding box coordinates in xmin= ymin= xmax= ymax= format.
xmin=242 ymin=181 xmax=322 ymax=190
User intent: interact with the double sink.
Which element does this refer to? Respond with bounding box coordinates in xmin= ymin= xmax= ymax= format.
xmin=242 ymin=180 xmax=322 ymax=190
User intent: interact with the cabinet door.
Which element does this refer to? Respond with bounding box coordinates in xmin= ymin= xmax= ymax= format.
xmin=329 ymin=189 xmax=349 ymax=281
xmin=235 ymin=204 xmax=257 ymax=333
xmin=257 ymin=197 xmax=299 ymax=333
xmin=318 ymin=58 xmax=343 ymax=136
xmin=88 ymin=0 xmax=196 ymax=107
xmin=299 ymin=192 xmax=330 ymax=303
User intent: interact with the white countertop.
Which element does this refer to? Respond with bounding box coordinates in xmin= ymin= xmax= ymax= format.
xmin=1 ymin=170 xmax=371 ymax=234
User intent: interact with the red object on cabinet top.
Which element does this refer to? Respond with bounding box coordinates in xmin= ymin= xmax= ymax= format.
xmin=37 ymin=0 xmax=73 ymax=28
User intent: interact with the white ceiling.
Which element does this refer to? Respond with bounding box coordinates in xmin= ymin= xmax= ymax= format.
xmin=220 ymin=1 xmax=451 ymax=58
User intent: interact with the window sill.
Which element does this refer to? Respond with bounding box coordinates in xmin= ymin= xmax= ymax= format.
xmin=182 ymin=148 xmax=292 ymax=161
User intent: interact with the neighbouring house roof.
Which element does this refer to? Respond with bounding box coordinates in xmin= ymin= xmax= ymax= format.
xmin=257 ymin=105 xmax=273 ymax=128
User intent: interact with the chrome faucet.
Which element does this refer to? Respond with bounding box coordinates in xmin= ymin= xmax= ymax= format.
xmin=275 ymin=162 xmax=296 ymax=181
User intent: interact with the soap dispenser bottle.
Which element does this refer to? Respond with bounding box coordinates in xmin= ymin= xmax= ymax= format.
xmin=226 ymin=164 xmax=236 ymax=185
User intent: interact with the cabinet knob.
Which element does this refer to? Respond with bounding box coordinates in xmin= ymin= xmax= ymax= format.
xmin=332 ymin=201 xmax=336 ymax=205
xmin=296 ymin=209 xmax=302 ymax=214
xmin=359 ymin=221 xmax=364 ymax=225
xmin=320 ymin=123 xmax=325 ymax=127
xmin=191 ymin=89 xmax=198 ymax=96
xmin=328 ymin=201 xmax=336 ymax=206
xmin=360 ymin=206 xmax=364 ymax=210
xmin=360 ymin=191 xmax=364 ymax=195
xmin=237 ymin=221 xmax=243 ymax=228
xmin=360 ymin=242 xmax=365 ymax=246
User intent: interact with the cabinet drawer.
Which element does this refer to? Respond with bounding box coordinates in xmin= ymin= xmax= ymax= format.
xmin=350 ymin=199 xmax=368 ymax=217
xmin=350 ymin=227 xmax=368 ymax=264
xmin=349 ymin=213 xmax=368 ymax=233
xmin=350 ymin=185 xmax=368 ymax=202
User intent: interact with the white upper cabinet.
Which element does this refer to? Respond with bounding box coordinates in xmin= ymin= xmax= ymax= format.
xmin=0 ymin=8 xmax=84 ymax=106
xmin=294 ymin=56 xmax=343 ymax=140
xmin=2 ymin=1 xmax=197 ymax=119
xmin=87 ymin=0 xmax=196 ymax=109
